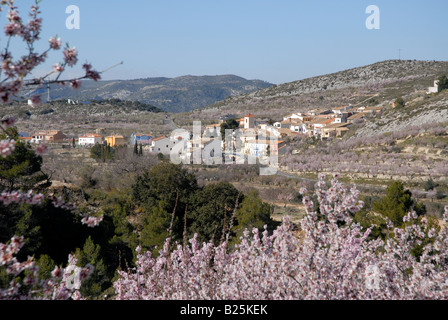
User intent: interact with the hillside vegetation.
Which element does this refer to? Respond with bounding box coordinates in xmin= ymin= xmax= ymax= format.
xmin=196 ymin=60 xmax=448 ymax=121
xmin=22 ymin=75 xmax=273 ymax=113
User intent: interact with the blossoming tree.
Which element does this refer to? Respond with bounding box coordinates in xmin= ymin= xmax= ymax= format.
xmin=114 ymin=173 xmax=448 ymax=300
xmin=0 ymin=0 xmax=103 ymax=299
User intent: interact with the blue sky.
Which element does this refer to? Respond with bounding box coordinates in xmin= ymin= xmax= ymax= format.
xmin=5 ymin=0 xmax=448 ymax=84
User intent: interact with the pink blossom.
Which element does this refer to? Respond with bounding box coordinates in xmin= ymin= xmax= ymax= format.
xmin=81 ymin=215 xmax=104 ymax=228
xmin=35 ymin=143 xmax=48 ymax=155
xmin=48 ymin=36 xmax=61 ymax=50
xmin=63 ymin=47 xmax=78 ymax=67
xmin=113 ymin=176 xmax=448 ymax=300
xmin=86 ymin=69 xmax=101 ymax=81
xmin=53 ymin=63 xmax=64 ymax=72
xmin=0 ymin=139 xmax=16 ymax=158
xmin=30 ymin=94 xmax=41 ymax=105
xmin=1 ymin=116 xmax=16 ymax=128
xmin=0 ymin=236 xmax=93 ymax=300
xmin=4 ymin=22 xmax=22 ymax=36
xmin=70 ymin=79 xmax=81 ymax=89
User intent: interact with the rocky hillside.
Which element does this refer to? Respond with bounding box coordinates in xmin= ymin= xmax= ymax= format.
xmin=24 ymin=75 xmax=273 ymax=113
xmin=199 ymin=60 xmax=448 ymax=120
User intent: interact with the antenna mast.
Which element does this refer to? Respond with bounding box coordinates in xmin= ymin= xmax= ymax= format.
xmin=47 ymin=82 xmax=51 ymax=102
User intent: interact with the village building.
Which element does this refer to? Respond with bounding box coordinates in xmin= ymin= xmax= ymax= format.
xmin=427 ymin=80 xmax=440 ymax=94
xmin=242 ymin=113 xmax=256 ymax=129
xmin=332 ymin=105 xmax=353 ymax=115
xmin=130 ymin=133 xmax=154 ymax=146
xmin=321 ymin=123 xmax=350 ymax=140
xmin=78 ymin=134 xmax=103 ymax=146
xmin=203 ymin=124 xmax=221 ymax=138
xmin=150 ymin=136 xmax=184 ymax=155
xmin=31 ymin=130 xmax=66 ymax=144
xmin=104 ymin=135 xmax=125 ymax=147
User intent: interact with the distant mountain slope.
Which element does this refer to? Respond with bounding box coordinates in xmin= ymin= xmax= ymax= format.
xmin=28 ymin=75 xmax=273 ymax=113
xmin=200 ymin=60 xmax=448 ymax=119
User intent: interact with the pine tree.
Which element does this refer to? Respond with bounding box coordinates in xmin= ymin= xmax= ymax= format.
xmin=133 ymin=141 xmax=138 ymax=155
xmin=75 ymin=236 xmax=108 ymax=299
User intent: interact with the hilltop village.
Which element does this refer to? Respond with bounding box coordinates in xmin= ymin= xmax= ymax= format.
xmin=18 ymin=102 xmax=384 ymax=164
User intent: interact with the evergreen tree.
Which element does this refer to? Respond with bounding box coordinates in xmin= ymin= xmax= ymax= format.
xmin=220 ymin=118 xmax=239 ymax=142
xmin=373 ymin=181 xmax=425 ymax=227
xmin=437 ymin=74 xmax=448 ymax=91
xmin=75 ymin=236 xmax=108 ymax=299
xmin=188 ymin=182 xmax=242 ymax=244
xmin=231 ymin=189 xmax=279 ymax=244
xmin=132 ymin=162 xmax=198 ymax=250
xmin=0 ymin=127 xmax=50 ymax=191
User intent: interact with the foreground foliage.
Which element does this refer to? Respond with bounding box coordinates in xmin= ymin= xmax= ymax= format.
xmin=114 ymin=174 xmax=448 ymax=300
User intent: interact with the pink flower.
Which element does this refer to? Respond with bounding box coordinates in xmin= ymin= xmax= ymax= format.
xmin=63 ymin=47 xmax=78 ymax=67
xmin=51 ymin=266 xmax=63 ymax=279
xmin=1 ymin=91 xmax=10 ymax=103
xmin=53 ymin=63 xmax=64 ymax=72
xmin=70 ymin=80 xmax=81 ymax=89
xmin=86 ymin=69 xmax=101 ymax=81
xmin=4 ymin=22 xmax=22 ymax=37
xmin=35 ymin=143 xmax=48 ymax=155
xmin=83 ymin=63 xmax=101 ymax=81
xmin=82 ymin=63 xmax=92 ymax=71
xmin=49 ymin=37 xmax=62 ymax=50
xmin=30 ymin=95 xmax=41 ymax=105
xmin=0 ymin=139 xmax=16 ymax=158
xmin=81 ymin=215 xmax=103 ymax=228
xmin=1 ymin=116 xmax=16 ymax=128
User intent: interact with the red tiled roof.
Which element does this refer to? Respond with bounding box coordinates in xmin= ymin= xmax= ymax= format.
xmin=152 ymin=136 xmax=167 ymax=142
xmin=79 ymin=134 xmax=102 ymax=138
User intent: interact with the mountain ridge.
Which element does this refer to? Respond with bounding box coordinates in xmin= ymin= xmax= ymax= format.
xmin=25 ymin=74 xmax=273 ymax=113
xmin=199 ymin=59 xmax=448 ymax=117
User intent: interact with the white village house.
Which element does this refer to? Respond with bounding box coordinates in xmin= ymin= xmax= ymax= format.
xmin=427 ymin=80 xmax=440 ymax=94
xmin=78 ymin=134 xmax=103 ymax=146
xmin=150 ymin=136 xmax=186 ymax=155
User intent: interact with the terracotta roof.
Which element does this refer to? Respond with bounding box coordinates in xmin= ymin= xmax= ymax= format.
xmin=152 ymin=136 xmax=167 ymax=142
xmin=79 ymin=134 xmax=102 ymax=138
xmin=244 ymin=113 xmax=255 ymax=118
xmin=33 ymin=130 xmax=62 ymax=136
xmin=309 ymin=119 xmax=330 ymax=125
